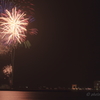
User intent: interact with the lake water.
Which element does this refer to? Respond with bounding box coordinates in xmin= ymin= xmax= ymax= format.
xmin=0 ymin=91 xmax=99 ymax=100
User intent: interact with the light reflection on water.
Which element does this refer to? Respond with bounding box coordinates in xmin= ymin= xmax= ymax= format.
xmin=0 ymin=91 xmax=83 ymax=100
xmin=0 ymin=91 xmax=35 ymax=100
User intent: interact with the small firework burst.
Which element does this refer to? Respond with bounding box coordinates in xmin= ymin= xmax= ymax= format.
xmin=3 ymin=65 xmax=12 ymax=77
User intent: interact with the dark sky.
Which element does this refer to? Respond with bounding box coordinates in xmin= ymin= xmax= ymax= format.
xmin=0 ymin=0 xmax=100 ymax=88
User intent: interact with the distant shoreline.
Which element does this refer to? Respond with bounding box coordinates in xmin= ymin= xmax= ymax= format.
xmin=0 ymin=89 xmax=100 ymax=92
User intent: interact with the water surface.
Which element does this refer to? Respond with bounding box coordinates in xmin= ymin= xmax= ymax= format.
xmin=0 ymin=91 xmax=95 ymax=100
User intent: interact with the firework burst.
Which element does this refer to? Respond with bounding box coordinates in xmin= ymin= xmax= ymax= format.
xmin=3 ymin=65 xmax=12 ymax=77
xmin=0 ymin=7 xmax=29 ymax=45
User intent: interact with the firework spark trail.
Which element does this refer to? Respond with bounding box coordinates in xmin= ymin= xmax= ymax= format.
xmin=0 ymin=7 xmax=29 ymax=45
xmin=0 ymin=34 xmax=11 ymax=54
xmin=0 ymin=43 xmax=11 ymax=54
xmin=3 ymin=65 xmax=12 ymax=77
xmin=0 ymin=0 xmax=15 ymax=13
xmin=12 ymin=0 xmax=34 ymax=14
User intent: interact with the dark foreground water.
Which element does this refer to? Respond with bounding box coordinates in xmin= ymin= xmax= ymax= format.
xmin=0 ymin=91 xmax=100 ymax=100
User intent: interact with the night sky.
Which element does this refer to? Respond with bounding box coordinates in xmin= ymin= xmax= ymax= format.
xmin=0 ymin=0 xmax=100 ymax=88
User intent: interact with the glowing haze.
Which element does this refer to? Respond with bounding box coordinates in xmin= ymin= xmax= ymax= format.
xmin=0 ymin=7 xmax=29 ymax=45
xmin=0 ymin=43 xmax=11 ymax=54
